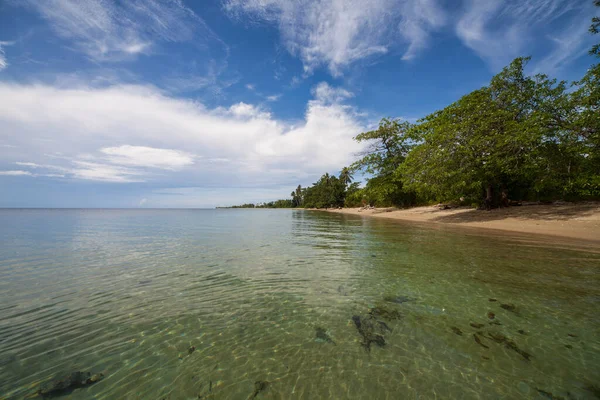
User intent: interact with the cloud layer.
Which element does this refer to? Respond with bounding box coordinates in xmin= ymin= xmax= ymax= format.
xmin=225 ymin=0 xmax=594 ymax=75
xmin=22 ymin=0 xmax=218 ymax=61
xmin=0 ymin=82 xmax=364 ymax=187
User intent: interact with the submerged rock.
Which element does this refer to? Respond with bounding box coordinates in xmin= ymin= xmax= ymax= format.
xmin=251 ymin=380 xmax=269 ymax=398
xmin=352 ymin=315 xmax=386 ymax=352
xmin=38 ymin=371 xmax=104 ymax=397
xmin=486 ymin=332 xmax=532 ymax=361
xmin=470 ymin=323 xmax=485 ymax=329
xmin=369 ymin=306 xmax=402 ymax=320
xmin=451 ymin=327 xmax=463 ymax=336
xmin=383 ymin=296 xmax=413 ymax=304
xmin=315 ymin=327 xmax=336 ymax=345
xmin=473 ymin=333 xmax=489 ymax=349
xmin=536 ymin=388 xmax=566 ymax=400
xmin=188 ymin=346 xmax=196 ymax=355
xmin=500 ymin=303 xmax=518 ymax=313
xmin=487 ymin=312 xmax=495 ymax=320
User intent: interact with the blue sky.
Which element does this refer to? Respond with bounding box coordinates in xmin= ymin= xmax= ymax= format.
xmin=0 ymin=0 xmax=597 ymax=208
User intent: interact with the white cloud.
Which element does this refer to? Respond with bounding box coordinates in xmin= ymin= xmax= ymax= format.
xmin=0 ymin=170 xmax=33 ymax=176
xmin=224 ymin=0 xmax=446 ymax=76
xmin=22 ymin=0 xmax=217 ymax=61
xmin=100 ymin=145 xmax=195 ymax=170
xmin=312 ymin=82 xmax=353 ymax=103
xmin=0 ymin=82 xmax=365 ymax=186
xmin=455 ymin=0 xmax=591 ymax=70
xmin=266 ymin=94 xmax=281 ymax=102
xmin=0 ymin=41 xmax=14 ymax=71
xmin=245 ymin=83 xmax=255 ymax=90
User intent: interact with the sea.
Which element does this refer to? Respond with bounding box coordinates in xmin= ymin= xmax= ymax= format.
xmin=0 ymin=208 xmax=599 ymax=399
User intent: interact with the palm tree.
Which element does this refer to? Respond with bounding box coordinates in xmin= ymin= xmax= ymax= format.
xmin=339 ymin=167 xmax=353 ymax=186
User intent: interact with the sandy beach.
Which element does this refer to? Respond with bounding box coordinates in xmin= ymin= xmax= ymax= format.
xmin=324 ymin=202 xmax=600 ymax=243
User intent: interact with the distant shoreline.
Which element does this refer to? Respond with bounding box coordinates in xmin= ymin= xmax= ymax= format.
xmin=322 ymin=202 xmax=600 ymax=243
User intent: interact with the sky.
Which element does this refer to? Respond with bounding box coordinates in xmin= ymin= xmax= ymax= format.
xmin=0 ymin=0 xmax=597 ymax=208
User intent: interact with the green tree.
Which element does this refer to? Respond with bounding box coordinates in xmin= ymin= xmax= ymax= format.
xmin=402 ymin=57 xmax=572 ymax=205
xmin=590 ymin=0 xmax=600 ymax=57
xmin=339 ymin=167 xmax=353 ymax=186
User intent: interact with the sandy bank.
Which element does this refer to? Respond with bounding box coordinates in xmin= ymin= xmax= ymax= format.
xmin=324 ymin=203 xmax=600 ymax=243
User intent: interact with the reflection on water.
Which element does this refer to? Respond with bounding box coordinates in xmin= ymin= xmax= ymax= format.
xmin=0 ymin=209 xmax=599 ymax=399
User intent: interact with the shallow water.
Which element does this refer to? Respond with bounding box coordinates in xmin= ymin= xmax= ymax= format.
xmin=0 ymin=209 xmax=599 ymax=399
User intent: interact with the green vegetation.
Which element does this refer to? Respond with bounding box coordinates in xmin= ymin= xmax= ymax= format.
xmin=226 ymin=5 xmax=600 ymax=210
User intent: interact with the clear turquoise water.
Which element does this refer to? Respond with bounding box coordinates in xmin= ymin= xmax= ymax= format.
xmin=0 ymin=209 xmax=599 ymax=399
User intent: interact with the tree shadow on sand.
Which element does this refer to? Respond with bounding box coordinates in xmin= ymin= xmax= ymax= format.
xmin=429 ymin=203 xmax=600 ymax=223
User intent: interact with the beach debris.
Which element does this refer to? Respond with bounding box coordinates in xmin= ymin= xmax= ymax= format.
xmin=470 ymin=323 xmax=485 ymax=329
xmin=251 ymin=380 xmax=269 ymax=399
xmin=315 ymin=327 xmax=336 ymax=344
xmin=383 ymin=295 xmax=413 ymax=304
xmin=500 ymin=303 xmax=518 ymax=313
xmin=352 ymin=315 xmax=386 ymax=352
xmin=487 ymin=312 xmax=495 ymax=320
xmin=38 ymin=371 xmax=104 ymax=397
xmin=451 ymin=327 xmax=463 ymax=336
xmin=188 ymin=346 xmax=196 ymax=355
xmin=485 ymin=332 xmax=532 ymax=361
xmin=473 ymin=333 xmax=489 ymax=349
xmin=536 ymin=388 xmax=566 ymax=400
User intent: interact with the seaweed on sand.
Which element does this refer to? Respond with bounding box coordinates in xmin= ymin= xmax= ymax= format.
xmin=38 ymin=371 xmax=104 ymax=398
xmin=486 ymin=332 xmax=532 ymax=361
xmin=251 ymin=380 xmax=269 ymax=399
xmin=315 ymin=327 xmax=336 ymax=345
xmin=383 ymin=296 xmax=413 ymax=304
xmin=352 ymin=315 xmax=387 ymax=352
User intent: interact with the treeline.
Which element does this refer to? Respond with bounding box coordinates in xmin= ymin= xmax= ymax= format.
xmin=230 ymin=6 xmax=600 ymax=210
xmin=219 ymin=200 xmax=294 ymax=209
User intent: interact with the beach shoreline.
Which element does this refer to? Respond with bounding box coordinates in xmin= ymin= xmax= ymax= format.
xmin=322 ymin=202 xmax=600 ymax=243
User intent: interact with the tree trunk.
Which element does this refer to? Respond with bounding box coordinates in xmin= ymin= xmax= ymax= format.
xmin=484 ymin=184 xmax=493 ymax=211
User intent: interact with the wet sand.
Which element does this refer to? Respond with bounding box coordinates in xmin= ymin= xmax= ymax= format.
xmin=324 ymin=202 xmax=600 ymax=243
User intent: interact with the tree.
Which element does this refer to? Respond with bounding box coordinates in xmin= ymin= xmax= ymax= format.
xmin=402 ymin=57 xmax=572 ymax=205
xmin=339 ymin=167 xmax=353 ymax=186
xmin=590 ymin=0 xmax=600 ymax=57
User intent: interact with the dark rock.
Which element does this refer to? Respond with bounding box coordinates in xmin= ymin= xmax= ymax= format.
xmin=369 ymin=306 xmax=402 ymax=320
xmin=500 ymin=303 xmax=518 ymax=313
xmin=188 ymin=346 xmax=196 ymax=355
xmin=473 ymin=333 xmax=489 ymax=349
xmin=536 ymin=388 xmax=566 ymax=400
xmin=315 ymin=327 xmax=336 ymax=345
xmin=486 ymin=332 xmax=532 ymax=361
xmin=489 ymin=298 xmax=497 ymax=302
xmin=252 ymin=380 xmax=269 ymax=398
xmin=470 ymin=323 xmax=485 ymax=329
xmin=487 ymin=312 xmax=495 ymax=320
xmin=451 ymin=327 xmax=463 ymax=336
xmin=38 ymin=371 xmax=104 ymax=397
xmin=517 ymin=329 xmax=527 ymax=335
xmin=352 ymin=315 xmax=387 ymax=352
xmin=383 ymin=296 xmax=413 ymax=304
